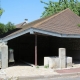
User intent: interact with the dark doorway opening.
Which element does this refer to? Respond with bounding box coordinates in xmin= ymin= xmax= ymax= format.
xmin=8 ymin=34 xmax=80 ymax=66
xmin=8 ymin=34 xmax=35 ymax=66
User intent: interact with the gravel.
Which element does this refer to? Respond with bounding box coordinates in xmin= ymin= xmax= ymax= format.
xmin=0 ymin=63 xmax=80 ymax=79
xmin=1 ymin=66 xmax=58 ymax=78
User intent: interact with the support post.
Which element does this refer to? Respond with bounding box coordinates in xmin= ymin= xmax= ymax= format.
xmin=1 ymin=42 xmax=8 ymax=69
xmin=35 ymin=34 xmax=37 ymax=66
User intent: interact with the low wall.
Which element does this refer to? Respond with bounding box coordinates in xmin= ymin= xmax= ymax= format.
xmin=44 ymin=56 xmax=72 ymax=68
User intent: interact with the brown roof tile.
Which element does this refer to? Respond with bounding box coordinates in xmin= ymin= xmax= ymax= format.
xmin=33 ymin=8 xmax=80 ymax=34
xmin=20 ymin=8 xmax=80 ymax=34
xmin=16 ymin=22 xmax=26 ymax=28
xmin=3 ymin=8 xmax=80 ymax=39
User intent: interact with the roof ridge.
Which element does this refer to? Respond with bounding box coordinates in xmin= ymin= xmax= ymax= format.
xmin=34 ymin=8 xmax=71 ymax=27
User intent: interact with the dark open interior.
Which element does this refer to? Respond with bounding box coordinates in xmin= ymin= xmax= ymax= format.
xmin=8 ymin=34 xmax=80 ymax=66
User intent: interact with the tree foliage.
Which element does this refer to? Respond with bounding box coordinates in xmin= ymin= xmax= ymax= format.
xmin=0 ymin=8 xmax=4 ymax=17
xmin=41 ymin=0 xmax=80 ymax=17
xmin=0 ymin=22 xmax=16 ymax=35
xmin=0 ymin=23 xmax=6 ymax=35
xmin=6 ymin=22 xmax=16 ymax=32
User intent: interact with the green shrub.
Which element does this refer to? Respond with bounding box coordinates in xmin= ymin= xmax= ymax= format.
xmin=44 ymin=65 xmax=49 ymax=68
xmin=78 ymin=24 xmax=80 ymax=27
xmin=36 ymin=66 xmax=39 ymax=68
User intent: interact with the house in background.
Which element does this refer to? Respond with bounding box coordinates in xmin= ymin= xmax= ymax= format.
xmin=0 ymin=8 xmax=80 ymax=68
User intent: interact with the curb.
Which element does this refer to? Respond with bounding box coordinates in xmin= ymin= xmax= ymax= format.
xmin=18 ymin=72 xmax=80 ymax=80
xmin=2 ymin=68 xmax=80 ymax=80
xmin=4 ymin=72 xmax=80 ymax=80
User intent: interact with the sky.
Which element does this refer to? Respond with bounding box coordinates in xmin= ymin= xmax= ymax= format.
xmin=0 ymin=0 xmax=54 ymax=25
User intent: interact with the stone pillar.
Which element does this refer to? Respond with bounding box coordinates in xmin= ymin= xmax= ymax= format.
xmin=0 ymin=43 xmax=2 ymax=68
xmin=1 ymin=43 xmax=8 ymax=69
xmin=44 ymin=57 xmax=49 ymax=67
xmin=59 ymin=48 xmax=66 ymax=69
xmin=67 ymin=57 xmax=72 ymax=67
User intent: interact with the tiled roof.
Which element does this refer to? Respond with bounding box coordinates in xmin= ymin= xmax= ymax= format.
xmin=17 ymin=8 xmax=80 ymax=34
xmin=2 ymin=8 xmax=80 ymax=39
xmin=16 ymin=22 xmax=26 ymax=28
xmin=34 ymin=8 xmax=80 ymax=34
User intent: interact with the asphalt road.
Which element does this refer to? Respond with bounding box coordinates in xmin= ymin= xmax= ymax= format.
xmin=19 ymin=76 xmax=80 ymax=80
xmin=35 ymin=76 xmax=80 ymax=80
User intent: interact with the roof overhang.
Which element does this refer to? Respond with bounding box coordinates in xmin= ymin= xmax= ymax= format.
xmin=1 ymin=27 xmax=80 ymax=42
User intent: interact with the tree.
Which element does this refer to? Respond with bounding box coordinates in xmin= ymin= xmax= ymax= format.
xmin=6 ymin=22 xmax=16 ymax=32
xmin=41 ymin=0 xmax=61 ymax=17
xmin=0 ymin=23 xmax=6 ymax=35
xmin=0 ymin=8 xmax=4 ymax=17
xmin=0 ymin=22 xmax=16 ymax=35
xmin=40 ymin=0 xmax=80 ymax=17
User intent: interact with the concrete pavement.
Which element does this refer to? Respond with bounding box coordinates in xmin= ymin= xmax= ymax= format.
xmin=18 ymin=67 xmax=80 ymax=80
xmin=56 ymin=67 xmax=80 ymax=74
xmin=2 ymin=67 xmax=80 ymax=80
xmin=18 ymin=76 xmax=80 ymax=80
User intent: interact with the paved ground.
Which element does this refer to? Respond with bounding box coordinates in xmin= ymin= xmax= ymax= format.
xmin=2 ymin=67 xmax=80 ymax=80
xmin=35 ymin=77 xmax=80 ymax=80
xmin=1 ymin=66 xmax=58 ymax=78
xmin=56 ymin=68 xmax=80 ymax=74
xmin=18 ymin=76 xmax=80 ymax=80
xmin=1 ymin=63 xmax=80 ymax=80
xmin=54 ymin=77 xmax=80 ymax=80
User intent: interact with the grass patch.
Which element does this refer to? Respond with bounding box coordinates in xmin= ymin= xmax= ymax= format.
xmin=36 ymin=66 xmax=39 ymax=68
xmin=78 ymin=24 xmax=80 ymax=27
xmin=44 ymin=65 xmax=49 ymax=68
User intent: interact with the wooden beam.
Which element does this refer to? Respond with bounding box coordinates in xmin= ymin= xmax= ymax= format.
xmin=35 ymin=34 xmax=37 ymax=66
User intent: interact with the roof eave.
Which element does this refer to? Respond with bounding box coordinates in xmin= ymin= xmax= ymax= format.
xmin=33 ymin=28 xmax=80 ymax=38
xmin=2 ymin=27 xmax=80 ymax=42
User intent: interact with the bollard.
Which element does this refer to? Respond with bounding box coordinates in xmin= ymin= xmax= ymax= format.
xmin=59 ymin=48 xmax=66 ymax=69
